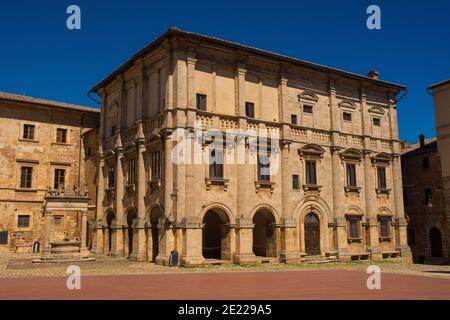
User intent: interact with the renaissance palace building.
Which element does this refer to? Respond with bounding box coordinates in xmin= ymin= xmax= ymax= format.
xmin=90 ymin=27 xmax=411 ymax=265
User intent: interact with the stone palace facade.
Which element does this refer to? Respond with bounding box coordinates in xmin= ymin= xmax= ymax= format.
xmin=0 ymin=92 xmax=99 ymax=253
xmin=90 ymin=27 xmax=411 ymax=265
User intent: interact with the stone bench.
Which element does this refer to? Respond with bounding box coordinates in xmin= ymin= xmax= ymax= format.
xmin=349 ymin=253 xmax=371 ymax=260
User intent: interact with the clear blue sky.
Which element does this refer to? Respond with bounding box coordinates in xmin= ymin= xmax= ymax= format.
xmin=1 ymin=0 xmax=449 ymax=142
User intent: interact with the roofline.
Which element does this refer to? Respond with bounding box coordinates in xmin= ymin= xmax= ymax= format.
xmin=428 ymin=78 xmax=450 ymax=91
xmin=89 ymin=27 xmax=406 ymax=94
xmin=0 ymin=91 xmax=100 ymax=114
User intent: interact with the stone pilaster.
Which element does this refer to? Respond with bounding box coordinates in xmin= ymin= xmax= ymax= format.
xmin=109 ymin=219 xmax=124 ymax=257
xmin=279 ymin=218 xmax=301 ymax=263
xmin=92 ymin=220 xmax=104 ymax=255
xmin=392 ymin=155 xmax=412 ymax=262
xmin=363 ymin=152 xmax=381 ymax=258
xmin=179 ymin=217 xmax=205 ymax=266
xmin=155 ymin=217 xmax=175 ymax=265
xmin=130 ymin=126 xmax=147 ymax=261
xmin=93 ymin=149 xmax=105 ymax=254
xmin=233 ymin=218 xmax=259 ymax=265
xmin=331 ymin=147 xmax=347 ymax=253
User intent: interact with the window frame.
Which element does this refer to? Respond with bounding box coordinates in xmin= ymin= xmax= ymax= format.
xmin=56 ymin=128 xmax=68 ymax=144
xmin=347 ymin=216 xmax=362 ymax=241
xmin=346 ymin=163 xmax=357 ymax=187
xmin=196 ymin=93 xmax=207 ymax=111
xmin=379 ymin=216 xmax=392 ymax=239
xmin=245 ymin=102 xmax=255 ymax=118
xmin=292 ymin=174 xmax=300 ymax=190
xmin=291 ymin=114 xmax=298 ymax=125
xmin=303 ymin=104 xmax=313 ymax=114
xmin=373 ymin=117 xmax=381 ymax=127
xmin=17 ymin=214 xmax=31 ymax=229
xmin=209 ymin=148 xmax=224 ymax=179
xmin=343 ymin=111 xmax=352 ymax=122
xmin=23 ymin=124 xmax=35 ymax=140
xmin=20 ymin=166 xmax=33 ymax=189
xmin=376 ymin=165 xmax=387 ymax=189
xmin=305 ymin=160 xmax=317 ymax=185
xmin=127 ymin=159 xmax=136 ymax=185
xmin=54 ymin=168 xmax=66 ymax=190
xmin=257 ymin=154 xmax=271 ymax=182
xmin=151 ymin=151 xmax=161 ymax=180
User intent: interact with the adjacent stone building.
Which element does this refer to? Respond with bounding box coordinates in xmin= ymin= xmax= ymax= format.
xmin=425 ymin=78 xmax=450 ymax=263
xmin=401 ymin=135 xmax=448 ymax=263
xmin=0 ymin=92 xmax=100 ymax=253
xmin=90 ymin=27 xmax=411 ymax=265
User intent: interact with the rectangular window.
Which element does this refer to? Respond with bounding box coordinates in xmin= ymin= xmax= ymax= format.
xmin=291 ymin=114 xmax=298 ymax=125
xmin=151 ymin=152 xmax=161 ymax=180
xmin=346 ymin=163 xmax=357 ymax=187
xmin=0 ymin=231 xmax=8 ymax=244
xmin=348 ymin=217 xmax=361 ymax=239
xmin=424 ymin=188 xmax=433 ymax=204
xmin=258 ymin=155 xmax=270 ymax=182
xmin=20 ymin=167 xmax=33 ymax=189
xmin=303 ymin=105 xmax=313 ymax=114
xmin=17 ymin=215 xmax=30 ymax=228
xmin=373 ymin=118 xmax=381 ymax=126
xmin=108 ymin=167 xmax=115 ymax=188
xmin=379 ymin=217 xmax=391 ymax=238
xmin=292 ymin=174 xmax=300 ymax=190
xmin=56 ymin=128 xmax=67 ymax=143
xmin=377 ymin=166 xmax=387 ymax=189
xmin=53 ymin=215 xmax=64 ymax=230
xmin=209 ymin=148 xmax=224 ymax=179
xmin=306 ymin=160 xmax=317 ymax=185
xmin=196 ymin=93 xmax=207 ymax=111
xmin=54 ymin=169 xmax=65 ymax=190
xmin=245 ymin=102 xmax=255 ymax=118
xmin=422 ymin=157 xmax=430 ymax=169
xmin=23 ymin=124 xmax=35 ymax=140
xmin=343 ymin=112 xmax=352 ymax=122
xmin=128 ymin=159 xmax=136 ymax=185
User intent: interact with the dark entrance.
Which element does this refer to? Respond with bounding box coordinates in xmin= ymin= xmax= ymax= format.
xmin=304 ymin=212 xmax=320 ymax=256
xmin=430 ymin=227 xmax=443 ymax=258
xmin=105 ymin=211 xmax=115 ymax=252
xmin=202 ymin=210 xmax=222 ymax=259
xmin=252 ymin=210 xmax=276 ymax=257
xmin=150 ymin=207 xmax=163 ymax=261
xmin=127 ymin=210 xmax=137 ymax=257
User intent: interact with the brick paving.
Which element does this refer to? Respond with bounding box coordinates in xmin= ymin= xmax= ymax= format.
xmin=1 ymin=270 xmax=450 ymax=300
xmin=1 ymin=253 xmax=450 ymax=299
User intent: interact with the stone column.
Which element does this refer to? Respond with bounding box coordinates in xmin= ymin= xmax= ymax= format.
xmin=180 ymin=217 xmax=205 ymax=266
xmin=80 ymin=210 xmax=88 ymax=254
xmin=279 ymin=218 xmax=301 ymax=263
xmin=42 ymin=210 xmax=52 ymax=256
xmin=146 ymin=224 xmax=153 ymax=262
xmin=363 ymin=152 xmax=382 ymax=259
xmin=111 ymin=146 xmax=124 ymax=257
xmin=233 ymin=218 xmax=259 ymax=265
xmin=155 ymin=217 xmax=175 ymax=266
xmin=130 ymin=134 xmax=147 ymax=261
xmin=392 ymin=155 xmax=412 ymax=261
xmin=93 ymin=150 xmax=105 ymax=254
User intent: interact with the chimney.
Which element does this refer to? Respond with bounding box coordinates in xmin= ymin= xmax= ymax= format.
xmin=367 ymin=70 xmax=379 ymax=80
xmin=419 ymin=134 xmax=425 ymax=148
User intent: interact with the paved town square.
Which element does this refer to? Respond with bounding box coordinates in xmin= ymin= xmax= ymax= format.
xmin=1 ymin=253 xmax=449 ymax=300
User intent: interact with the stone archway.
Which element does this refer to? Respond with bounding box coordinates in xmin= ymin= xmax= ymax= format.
xmin=202 ymin=208 xmax=231 ymax=260
xmin=149 ymin=206 xmax=164 ymax=262
xmin=126 ymin=208 xmax=137 ymax=258
xmin=252 ymin=209 xmax=277 ymax=257
xmin=430 ymin=227 xmax=443 ymax=258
